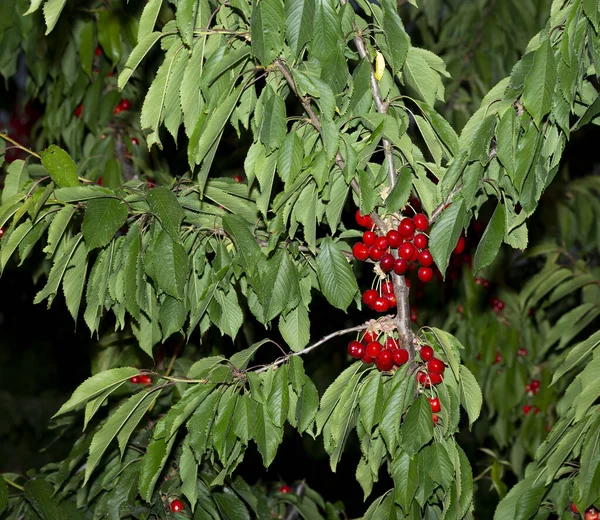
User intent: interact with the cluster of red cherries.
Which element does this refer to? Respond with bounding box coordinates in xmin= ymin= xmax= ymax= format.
xmin=129 ymin=373 xmax=152 ymax=385
xmin=347 ymin=330 xmax=409 ymax=371
xmin=352 ymin=210 xmax=435 ymax=312
xmin=571 ymin=503 xmax=599 ymax=520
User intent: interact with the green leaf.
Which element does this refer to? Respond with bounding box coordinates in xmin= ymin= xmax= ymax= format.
xmin=233 ymin=392 xmax=257 ymax=444
xmin=62 ymin=237 xmax=88 ymax=321
xmin=296 ymin=376 xmax=318 ymax=433
xmin=223 ymin=214 xmax=265 ymax=276
xmin=2 ymin=160 xmax=29 ymax=203
xmin=401 ymin=394 xmax=434 ymax=456
xmin=262 ymin=249 xmax=300 ymax=321
xmin=116 ymin=390 xmax=161 ymax=455
xmin=24 ymin=479 xmax=79 ymax=520
xmin=260 ymin=90 xmax=287 ymax=153
xmin=215 ymin=289 xmax=244 ymax=339
xmin=251 ymin=0 xmax=285 ymax=65
xmin=97 ymin=10 xmax=121 ymax=65
xmin=311 ymin=0 xmax=341 ymax=61
xmin=577 ymin=416 xmax=600 ymax=506
xmin=381 ymin=0 xmax=409 ymax=74
xmin=285 ymin=0 xmax=315 ymax=57
xmin=429 ymin=198 xmax=467 ymax=276
xmin=152 ymin=231 xmax=189 ymax=299
xmin=147 ymin=186 xmax=185 ymax=242
xmin=316 ymin=238 xmax=358 ymax=311
xmin=0 ymin=476 xmax=6 ymax=515
xmin=359 ymin=371 xmax=384 ymax=434
xmin=279 ymin=305 xmax=310 ymax=352
xmin=473 ymin=201 xmax=505 ymax=273
xmin=54 ymin=186 xmax=113 ymax=202
xmin=386 ymin=166 xmax=412 ymax=213
xmin=180 ymin=439 xmax=199 ymax=511
xmin=552 ymin=330 xmax=600 ymax=384
xmin=459 ymin=365 xmax=483 ymax=428
xmin=138 ymin=0 xmax=163 ymax=42
xmin=403 ymin=47 xmax=439 ymax=107
xmin=138 ymin=435 xmax=177 ymax=501
xmin=42 ymin=0 xmax=67 ymax=34
xmin=40 ymin=145 xmax=79 ymax=188
xmin=523 ymin=38 xmax=556 ymax=127
xmin=188 ymin=390 xmax=220 ymax=459
xmin=159 ymin=295 xmax=187 ymax=338
xmin=119 ymin=31 xmax=162 ymax=89
xmin=391 ymin=451 xmax=418 ymax=511
xmin=267 ymin=365 xmax=289 ymax=428
xmin=82 ymin=198 xmax=128 ymax=249
xmin=277 ymin=131 xmax=304 ymax=186
xmin=230 ymin=339 xmax=272 ymax=371
xmin=358 ymin=168 xmax=377 ymax=217
xmin=253 ymin=401 xmax=283 ymax=467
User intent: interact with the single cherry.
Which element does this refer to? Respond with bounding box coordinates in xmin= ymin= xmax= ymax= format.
xmin=95 ymin=46 xmax=102 ymax=56
xmin=355 ymin=210 xmax=374 ymax=229
xmin=369 ymin=247 xmax=385 ymax=261
xmin=386 ymin=293 xmax=396 ymax=307
xmin=374 ymin=236 xmax=388 ymax=250
xmin=74 ymin=103 xmax=83 ymax=117
xmin=361 ymin=353 xmax=375 ymax=364
xmin=279 ymin=485 xmax=291 ymax=493
xmin=432 ymin=414 xmax=439 ymax=424
xmin=427 ymin=358 xmax=445 ymax=374
xmin=453 ymin=236 xmax=466 ymax=254
xmin=428 ymin=397 xmax=441 ymax=413
xmin=413 ymin=234 xmax=428 ymax=250
xmin=363 ymin=331 xmax=378 ymax=343
xmin=398 ymin=217 xmax=416 ymax=237
xmin=386 ymin=229 xmax=402 ymax=248
xmin=413 ymin=213 xmax=429 ymax=231
xmin=418 ymin=267 xmax=433 ymax=283
xmin=139 ymin=375 xmax=152 ymax=385
xmin=386 ymin=337 xmax=399 ymax=349
xmin=375 ymin=349 xmax=394 ymax=371
xmin=366 ymin=341 xmax=382 ymax=359
xmin=392 ymin=348 xmax=409 ymax=365
xmin=429 ymin=372 xmax=443 ymax=385
xmin=129 ymin=376 xmax=140 ymax=384
xmin=380 ymin=253 xmax=395 ymax=272
xmin=373 ymin=297 xmax=389 ymax=313
xmin=523 ymin=405 xmax=532 ymax=415
xmin=353 ymin=243 xmax=370 ymax=261
xmin=348 ymin=341 xmax=365 ymax=359
xmin=399 ymin=242 xmax=416 ymax=260
xmin=363 ymin=231 xmax=377 ymax=246
xmin=381 ymin=281 xmax=394 ymax=294
xmin=362 ymin=289 xmax=378 ymax=307
xmin=418 ymin=249 xmax=434 ymax=267
xmin=420 ymin=345 xmax=434 ymax=361
xmin=170 ymin=499 xmax=184 ymax=512
xmin=394 ymin=258 xmax=408 ymax=275
xmin=585 ymin=507 xmax=599 ymax=520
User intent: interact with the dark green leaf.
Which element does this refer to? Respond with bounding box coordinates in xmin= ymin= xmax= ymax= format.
xmin=316 ymin=238 xmax=358 ymax=311
xmin=152 ymin=231 xmax=189 ymax=299
xmin=138 ymin=435 xmax=177 ymax=501
xmin=230 ymin=338 xmax=272 ymax=371
xmin=253 ymin=401 xmax=283 ymax=467
xmin=285 ymin=0 xmax=315 ymax=57
xmin=473 ymin=201 xmax=505 ymax=273
xmin=147 ymin=187 xmax=185 ymax=242
xmin=429 ymin=198 xmax=467 ymax=276
xmin=251 ymin=0 xmax=285 ymax=65
xmin=40 ymin=145 xmax=79 ymax=188
xmin=523 ymin=38 xmax=556 ymax=127
xmin=401 ymin=394 xmax=434 ymax=456
xmin=82 ymin=197 xmax=128 ymax=249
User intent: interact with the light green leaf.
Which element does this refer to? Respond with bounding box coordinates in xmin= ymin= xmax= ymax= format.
xmin=260 ymin=91 xmax=287 ymax=154
xmin=180 ymin=439 xmax=199 ymax=511
xmin=473 ymin=201 xmax=505 ymax=274
xmin=459 ymin=365 xmax=483 ymax=428
xmin=138 ymin=0 xmax=163 ymax=42
xmin=381 ymin=0 xmax=409 ymax=74
xmin=119 ymin=31 xmax=162 ymax=90
xmin=2 ymin=160 xmax=29 ymax=203
xmin=316 ymin=238 xmax=358 ymax=311
xmin=54 ymin=186 xmax=113 ymax=202
xmin=159 ymin=295 xmax=187 ymax=338
xmin=40 ymin=145 xmax=79 ymax=188
xmin=42 ymin=0 xmax=67 ymax=34
xmin=262 ymin=249 xmax=300 ymax=321
xmin=250 ymin=0 xmax=285 ymax=65
xmin=230 ymin=339 xmax=272 ymax=371
xmin=279 ymin=305 xmax=310 ymax=352
xmin=523 ymin=38 xmax=556 ymax=127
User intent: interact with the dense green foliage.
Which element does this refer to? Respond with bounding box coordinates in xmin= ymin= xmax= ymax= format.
xmin=1 ymin=0 xmax=600 ymax=518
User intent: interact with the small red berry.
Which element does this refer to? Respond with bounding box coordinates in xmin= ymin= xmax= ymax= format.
xmin=428 ymin=397 xmax=441 ymax=413
xmin=352 ymin=242 xmax=370 ymax=261
xmin=496 ymin=300 xmax=505 ymax=310
xmin=432 ymin=413 xmax=439 ymax=424
xmin=385 ymin=293 xmax=396 ymax=307
xmin=585 ymin=507 xmax=599 ymax=520
xmin=348 ymin=341 xmax=365 ymax=359
xmin=386 ymin=337 xmax=399 ymax=350
xmin=571 ymin=503 xmax=579 ymax=514
xmin=366 ymin=341 xmax=382 ymax=359
xmin=375 ymin=349 xmax=394 ymax=371
xmin=129 ymin=376 xmax=140 ymax=384
xmin=413 ymin=234 xmax=428 ymax=250
xmin=429 ymin=372 xmax=443 ymax=385
xmin=381 ymin=281 xmax=394 ymax=294
xmin=363 ymin=231 xmax=377 ymax=246
xmin=355 ymin=210 xmax=374 ymax=229
xmin=416 ymin=371 xmax=428 ymax=385
xmin=418 ymin=267 xmax=433 ymax=283
xmin=369 ymin=247 xmax=385 ymax=261
xmin=398 ymin=217 xmax=416 ymax=237
xmin=493 ymin=352 xmax=502 ymax=364
xmin=418 ymin=249 xmax=434 ymax=267
xmin=362 ymin=354 xmax=375 ymax=364
xmin=114 ymin=105 xmax=123 ymax=115
xmin=522 ymin=405 xmax=532 ymax=415
xmin=453 ymin=236 xmax=466 ymax=254
xmin=95 ymin=46 xmax=102 ymax=56
xmin=362 ymin=289 xmax=378 ymax=307
xmin=119 ymin=99 xmax=131 ymax=111
xmin=399 ymin=242 xmax=416 ymax=260
xmin=413 ymin=213 xmax=429 ymax=231
xmin=392 ymin=348 xmax=409 ymax=365
xmin=232 ymin=174 xmax=242 ymax=183
xmin=279 ymin=485 xmax=291 ymax=493
xmin=518 ymin=348 xmax=528 ymax=356
xmin=373 ymin=297 xmax=389 ymax=313
xmin=420 ymin=345 xmax=434 ymax=361
xmin=74 ymin=103 xmax=83 ymax=117
xmin=386 ymin=229 xmax=402 ymax=248
xmin=170 ymin=499 xmax=184 ymax=512
xmin=393 ymin=258 xmax=408 ymax=275
xmin=363 ymin=331 xmax=378 ymax=343
xmin=380 ymin=253 xmax=395 ymax=272
xmin=374 ymin=236 xmax=388 ymax=250
xmin=139 ymin=375 xmax=152 ymax=385
xmin=427 ymin=358 xmax=445 ymax=374
xmin=131 ymin=137 xmax=139 ymax=146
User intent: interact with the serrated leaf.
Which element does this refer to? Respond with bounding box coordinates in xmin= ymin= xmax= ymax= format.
xmin=215 ymin=289 xmax=243 ymax=338
xmin=180 ymin=439 xmax=199 ymax=511
xmin=40 ymin=145 xmax=79 ymax=188
xmin=118 ymin=31 xmax=162 ymax=89
xmin=459 ymin=365 xmax=483 ymax=428
xmin=260 ymin=89 xmax=287 ymax=152
xmin=473 ymin=201 xmax=505 ymax=274
xmin=54 ymin=186 xmax=113 ymax=202
xmin=401 ymin=394 xmax=434 ymax=456
xmin=62 ymin=238 xmax=88 ymax=321
xmin=403 ymin=47 xmax=438 ymax=107
xmin=523 ymin=38 xmax=556 ymax=127
xmin=233 ymin=392 xmax=256 ymax=444
xmin=2 ymin=160 xmax=29 ymax=203
xmin=262 ymin=249 xmax=300 ymax=321
xmin=188 ymin=390 xmax=221 ymax=459
xmin=381 ymin=0 xmax=409 ymax=74
xmin=316 ymin=238 xmax=358 ymax=311
xmin=147 ymin=186 xmax=184 ymax=242
xmin=359 ymin=371 xmax=384 ymax=434
xmin=117 ymin=390 xmax=161 ymax=455
xmin=267 ymin=365 xmax=289 ymax=428
xmin=251 ymin=0 xmax=285 ymax=65
xmin=279 ymin=305 xmax=310 ymax=352
xmin=285 ymin=0 xmax=315 ymax=57
xmin=429 ymin=198 xmax=467 ymax=276
xmin=82 ymin=198 xmax=128 ymax=249
xmin=42 ymin=0 xmax=67 ymax=34
xmin=296 ymin=376 xmax=318 ymax=433
xmin=253 ymin=401 xmax=283 ymax=467
xmin=159 ymin=295 xmax=187 ymax=338
xmin=151 ymin=231 xmax=189 ymax=299
xmin=552 ymin=330 xmax=600 ymax=384
xmin=230 ymin=339 xmax=272 ymax=371
xmin=138 ymin=435 xmax=177 ymax=501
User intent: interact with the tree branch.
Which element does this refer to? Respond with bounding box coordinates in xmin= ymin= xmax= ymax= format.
xmin=430 ymin=183 xmax=463 ymax=223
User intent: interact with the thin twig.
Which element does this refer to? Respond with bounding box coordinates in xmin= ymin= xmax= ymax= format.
xmin=0 ymin=132 xmax=41 ymax=160
xmin=430 ymin=183 xmax=463 ymax=223
xmin=253 ymin=323 xmax=370 ymax=374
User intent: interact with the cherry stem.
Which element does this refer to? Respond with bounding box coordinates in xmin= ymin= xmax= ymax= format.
xmin=5 ymin=478 xmax=25 ymax=492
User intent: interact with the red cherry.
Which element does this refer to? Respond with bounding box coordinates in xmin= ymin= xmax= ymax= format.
xmin=385 ymin=293 xmax=396 ymax=307
xmin=420 ymin=345 xmax=434 ymax=361
xmin=279 ymin=485 xmax=291 ymax=493
xmin=429 ymin=372 xmax=443 ymax=385
xmin=74 ymin=103 xmax=83 ymax=117
xmin=413 ymin=234 xmax=428 ymax=250
xmin=369 ymin=247 xmax=385 ymax=261
xmin=496 ymin=300 xmax=505 ymax=310
xmin=355 ymin=210 xmax=374 ymax=229
xmin=363 ymin=331 xmax=378 ymax=343
xmin=523 ymin=405 xmax=532 ymax=415
xmin=139 ymin=375 xmax=152 ymax=385
xmin=392 ymin=348 xmax=409 ymax=365
xmin=131 ymin=137 xmax=139 ymax=146
xmin=393 ymin=258 xmax=408 ymax=275
xmin=381 ymin=281 xmax=394 ymax=294
xmin=418 ymin=267 xmax=433 ymax=283
xmin=571 ymin=503 xmax=579 ymax=514
xmin=432 ymin=414 xmax=439 ymax=424
xmin=399 ymin=242 xmax=416 ymax=260
xmin=413 ymin=213 xmax=429 ymax=231
xmin=170 ymin=499 xmax=184 ymax=512
xmin=386 ymin=229 xmax=402 ymax=248
xmin=129 ymin=376 xmax=140 ymax=384
xmin=361 ymin=354 xmax=375 ymax=364
xmin=518 ymin=348 xmax=528 ymax=356
xmin=416 ymin=371 xmax=428 ymax=385
xmin=493 ymin=352 xmax=502 ymax=364
xmin=113 ymin=105 xmax=123 ymax=115
xmin=385 ymin=337 xmax=399 ymax=349
xmin=375 ymin=349 xmax=394 ymax=371
xmin=348 ymin=341 xmax=365 ymax=359
xmin=353 ymin=242 xmax=370 ymax=261
xmin=119 ymin=99 xmax=131 ymax=111
xmin=373 ymin=297 xmax=389 ymax=313
xmin=97 ymin=177 xmax=104 ymax=186
xmin=366 ymin=341 xmax=382 ymax=359
xmin=362 ymin=289 xmax=378 ymax=307
xmin=453 ymin=236 xmax=466 ymax=254
xmin=380 ymin=253 xmax=395 ymax=272
xmin=418 ymin=249 xmax=434 ymax=267
xmin=585 ymin=507 xmax=599 ymax=520
xmin=398 ymin=217 xmax=416 ymax=237
xmin=427 ymin=358 xmax=445 ymax=374
xmin=428 ymin=397 xmax=441 ymax=413
xmin=374 ymin=236 xmax=388 ymax=250
xmin=95 ymin=46 xmax=102 ymax=56
xmin=363 ymin=231 xmax=377 ymax=246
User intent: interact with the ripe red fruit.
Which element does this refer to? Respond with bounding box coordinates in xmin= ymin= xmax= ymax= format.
xmin=140 ymin=375 xmax=152 ymax=385
xmin=398 ymin=217 xmax=416 ymax=237
xmin=572 ymin=503 xmax=579 ymax=514
xmin=373 ymin=297 xmax=389 ymax=313
xmin=232 ymin=174 xmax=242 ymax=183
xmin=416 ymin=371 xmax=428 ymax=385
xmin=119 ymin=99 xmax=131 ymax=111
xmin=393 ymin=348 xmax=409 ymax=365
xmin=95 ymin=46 xmax=102 ymax=56
xmin=348 ymin=341 xmax=365 ymax=359
xmin=531 ymin=380 xmax=540 ymax=391
xmin=366 ymin=341 xmax=382 ymax=358
xmin=417 ymin=249 xmax=434 ymax=267
xmin=369 ymin=247 xmax=385 ymax=261
xmin=413 ymin=234 xmax=428 ymax=250
xmin=428 ymin=397 xmax=441 ymax=413
xmin=522 ymin=405 xmax=532 ymax=415
xmin=355 ymin=210 xmax=374 ymax=229
xmin=129 ymin=376 xmax=140 ymax=384
xmin=74 ymin=103 xmax=83 ymax=117
xmin=427 ymin=358 xmax=445 ymax=374
xmin=386 ymin=229 xmax=402 ymax=248
xmin=374 ymin=236 xmax=388 ymax=250
xmin=363 ymin=231 xmax=377 ymax=246
xmin=493 ymin=352 xmax=502 ymax=364
xmin=380 ymin=253 xmax=395 ymax=272
xmin=496 ymin=300 xmax=505 ymax=310
xmin=170 ymin=499 xmax=184 ymax=512
xmin=279 ymin=485 xmax=291 ymax=493
xmin=410 ymin=306 xmax=418 ymax=322
xmin=429 ymin=372 xmax=443 ymax=385
xmin=453 ymin=236 xmax=466 ymax=254
xmin=413 ymin=213 xmax=429 ymax=231
xmin=394 ymin=258 xmax=408 ymax=275
xmin=131 ymin=137 xmax=139 ymax=146
xmin=420 ymin=345 xmax=434 ymax=361
xmin=399 ymin=242 xmax=416 ymax=260
xmin=361 ymin=354 xmax=375 ymax=364
xmin=518 ymin=348 xmax=528 ymax=356
xmin=375 ymin=349 xmax=394 ymax=371
xmin=362 ymin=289 xmax=378 ymax=307
xmin=113 ymin=105 xmax=123 ymax=115
xmin=381 ymin=281 xmax=394 ymax=294
xmin=386 ymin=337 xmax=399 ymax=349
xmin=353 ymin=242 xmax=370 ymax=261
xmin=432 ymin=414 xmax=439 ymax=424
xmin=363 ymin=331 xmax=378 ymax=343
xmin=418 ymin=267 xmax=433 ymax=283
xmin=386 ymin=293 xmax=396 ymax=307
xmin=585 ymin=507 xmax=599 ymax=520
